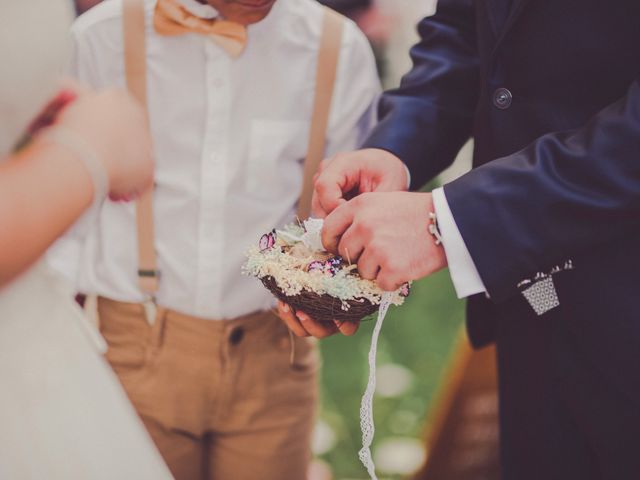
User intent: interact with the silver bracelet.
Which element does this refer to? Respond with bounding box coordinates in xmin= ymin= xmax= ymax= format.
xmin=40 ymin=126 xmax=109 ymax=203
xmin=428 ymin=211 xmax=443 ymax=246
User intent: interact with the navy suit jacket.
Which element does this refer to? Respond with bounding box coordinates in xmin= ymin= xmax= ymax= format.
xmin=365 ymin=0 xmax=640 ymax=404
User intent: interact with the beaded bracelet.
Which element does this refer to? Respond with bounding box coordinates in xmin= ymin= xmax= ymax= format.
xmin=428 ymin=211 xmax=443 ymax=246
xmin=40 ymin=126 xmax=109 ymax=203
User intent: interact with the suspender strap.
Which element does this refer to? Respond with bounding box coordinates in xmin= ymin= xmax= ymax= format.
xmin=297 ymin=7 xmax=345 ymax=220
xmin=123 ymin=0 xmax=159 ymax=297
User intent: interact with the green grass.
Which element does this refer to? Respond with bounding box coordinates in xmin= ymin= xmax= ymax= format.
xmin=318 ymin=268 xmax=466 ymax=479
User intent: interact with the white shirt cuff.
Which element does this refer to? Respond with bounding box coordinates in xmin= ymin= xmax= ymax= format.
xmin=432 ymin=187 xmax=487 ymax=298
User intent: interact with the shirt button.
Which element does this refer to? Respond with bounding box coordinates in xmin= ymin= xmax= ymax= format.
xmin=229 ymin=326 xmax=245 ymax=346
xmin=493 ymin=87 xmax=513 ymax=109
xmin=213 ymin=78 xmax=224 ymax=88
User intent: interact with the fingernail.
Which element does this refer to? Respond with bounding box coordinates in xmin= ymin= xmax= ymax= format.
xmin=297 ymin=312 xmax=308 ymax=322
xmin=283 ymin=304 xmax=290 ymax=313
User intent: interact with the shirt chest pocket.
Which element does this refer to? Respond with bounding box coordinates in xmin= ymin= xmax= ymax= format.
xmin=246 ymin=119 xmax=309 ymax=197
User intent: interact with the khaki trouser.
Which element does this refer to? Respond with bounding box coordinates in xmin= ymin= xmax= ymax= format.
xmin=97 ymin=297 xmax=319 ymax=480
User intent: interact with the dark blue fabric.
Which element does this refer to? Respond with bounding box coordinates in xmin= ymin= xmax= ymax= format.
xmin=364 ymin=0 xmax=640 ymax=477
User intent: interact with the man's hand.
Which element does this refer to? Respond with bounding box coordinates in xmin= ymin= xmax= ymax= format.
xmin=276 ymin=302 xmax=360 ymax=338
xmin=322 ymin=191 xmax=447 ymax=291
xmin=312 ymin=148 xmax=409 ymax=217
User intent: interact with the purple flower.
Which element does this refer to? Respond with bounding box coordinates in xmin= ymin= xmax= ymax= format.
xmin=259 ymin=230 xmax=276 ymax=251
xmin=324 ymin=257 xmax=343 ymax=276
xmin=328 ymin=256 xmax=343 ymax=267
xmin=399 ymin=283 xmax=411 ymax=298
xmin=308 ymin=261 xmax=325 ymax=273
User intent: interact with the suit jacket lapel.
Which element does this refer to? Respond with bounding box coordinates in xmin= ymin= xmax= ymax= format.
xmin=486 ymin=0 xmax=513 ymax=37
xmin=492 ymin=0 xmax=532 ymax=53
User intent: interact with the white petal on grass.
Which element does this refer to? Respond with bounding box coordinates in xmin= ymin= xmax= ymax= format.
xmin=311 ymin=419 xmax=337 ymax=456
xmin=375 ymin=363 xmax=414 ymax=398
xmin=374 ymin=437 xmax=426 ymax=475
xmin=307 ymin=459 xmax=333 ymax=480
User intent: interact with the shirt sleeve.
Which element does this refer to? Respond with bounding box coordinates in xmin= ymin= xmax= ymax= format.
xmin=432 ymin=187 xmax=486 ymax=298
xmin=325 ymin=19 xmax=382 ymax=155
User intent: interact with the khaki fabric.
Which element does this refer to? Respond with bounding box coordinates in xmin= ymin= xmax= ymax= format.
xmin=98 ymin=297 xmax=318 ymax=480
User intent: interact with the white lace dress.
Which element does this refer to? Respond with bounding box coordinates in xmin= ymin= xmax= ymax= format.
xmin=0 ymin=2 xmax=172 ymax=478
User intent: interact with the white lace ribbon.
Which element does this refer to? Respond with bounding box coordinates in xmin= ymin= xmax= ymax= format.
xmin=358 ymin=292 xmax=393 ymax=479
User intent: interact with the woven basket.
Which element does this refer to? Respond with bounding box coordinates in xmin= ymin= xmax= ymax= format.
xmin=262 ymin=276 xmax=379 ymax=323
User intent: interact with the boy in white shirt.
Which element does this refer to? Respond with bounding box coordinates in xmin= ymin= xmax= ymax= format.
xmin=52 ymin=0 xmax=380 ymax=478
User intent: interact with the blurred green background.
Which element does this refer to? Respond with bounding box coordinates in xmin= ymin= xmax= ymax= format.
xmin=316 ymin=267 xmax=466 ymax=479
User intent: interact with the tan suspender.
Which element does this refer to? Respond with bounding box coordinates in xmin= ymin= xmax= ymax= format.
xmin=297 ymin=7 xmax=344 ymax=220
xmin=123 ymin=0 xmax=159 ymax=298
xmin=122 ymin=0 xmax=345 ymax=300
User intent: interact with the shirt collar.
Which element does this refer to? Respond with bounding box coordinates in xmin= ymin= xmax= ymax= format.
xmin=176 ymin=0 xmax=219 ymax=19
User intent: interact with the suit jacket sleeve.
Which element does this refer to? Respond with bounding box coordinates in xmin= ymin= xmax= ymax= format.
xmin=444 ymin=78 xmax=640 ymax=303
xmin=363 ymin=0 xmax=480 ymax=190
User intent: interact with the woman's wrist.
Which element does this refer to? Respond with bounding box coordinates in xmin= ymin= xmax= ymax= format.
xmin=38 ymin=125 xmax=109 ymax=204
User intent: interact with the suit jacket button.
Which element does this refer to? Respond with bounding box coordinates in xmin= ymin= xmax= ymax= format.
xmin=493 ymin=87 xmax=513 ymax=109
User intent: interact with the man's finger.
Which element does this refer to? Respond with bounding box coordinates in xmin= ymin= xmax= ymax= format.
xmin=276 ymin=302 xmax=309 ymax=337
xmin=376 ymin=268 xmax=404 ymax=292
xmin=322 ymin=201 xmax=356 ymax=253
xmin=334 ymin=319 xmax=360 ymax=336
xmin=315 ymin=157 xmax=362 ymax=216
xmin=357 ymin=247 xmax=380 ymax=281
xmin=338 ymin=226 xmax=365 ymax=265
xmin=296 ymin=311 xmax=339 ymax=338
xmin=315 ymin=171 xmax=352 ymax=217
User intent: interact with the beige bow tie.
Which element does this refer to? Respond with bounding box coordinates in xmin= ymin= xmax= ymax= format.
xmin=154 ymin=0 xmax=248 ymax=58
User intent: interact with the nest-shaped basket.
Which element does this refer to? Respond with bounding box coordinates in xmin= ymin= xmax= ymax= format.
xmin=244 ymin=220 xmax=409 ymax=323
xmin=261 ymin=276 xmax=379 ymax=323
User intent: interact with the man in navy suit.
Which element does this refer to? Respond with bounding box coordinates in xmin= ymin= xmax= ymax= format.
xmin=277 ymin=0 xmax=640 ymax=477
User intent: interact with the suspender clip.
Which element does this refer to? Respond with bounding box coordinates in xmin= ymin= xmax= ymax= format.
xmin=143 ymin=295 xmax=158 ymax=326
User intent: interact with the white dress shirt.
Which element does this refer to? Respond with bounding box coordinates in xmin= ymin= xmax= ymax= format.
xmin=432 ymin=187 xmax=487 ymax=298
xmin=49 ymin=0 xmax=381 ymax=320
